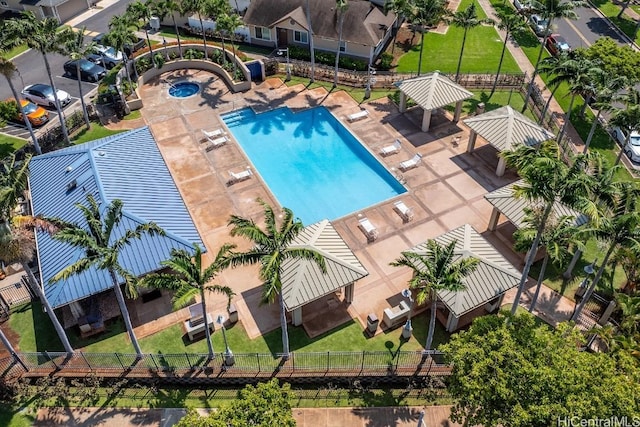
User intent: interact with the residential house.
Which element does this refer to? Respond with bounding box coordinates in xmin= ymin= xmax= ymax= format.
xmin=2 ymin=0 xmax=94 ymax=23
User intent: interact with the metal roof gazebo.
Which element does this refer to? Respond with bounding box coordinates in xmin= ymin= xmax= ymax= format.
xmin=463 ymin=106 xmax=555 ymax=176
xmin=394 ymin=72 xmax=473 ymax=132
xmin=280 ymin=219 xmax=369 ymax=326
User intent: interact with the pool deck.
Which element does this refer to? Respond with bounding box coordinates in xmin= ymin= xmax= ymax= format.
xmin=131 ymin=69 xmax=531 ymax=342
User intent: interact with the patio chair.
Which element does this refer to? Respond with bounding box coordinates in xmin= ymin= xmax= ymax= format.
xmin=393 ymin=200 xmax=414 ymax=223
xmin=347 ymin=109 xmax=369 ymax=122
xmin=358 ymin=217 xmax=379 ymax=242
xmin=202 ymin=128 xmax=226 ymax=142
xmin=205 ymin=135 xmax=229 ymax=151
xmin=380 ymin=139 xmax=401 ymax=156
xmin=228 ymin=167 xmax=253 ymax=184
xmin=399 ymin=154 xmax=422 ymax=171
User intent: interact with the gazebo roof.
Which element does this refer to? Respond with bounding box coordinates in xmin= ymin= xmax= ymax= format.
xmin=409 ymin=224 xmax=521 ymax=317
xmin=485 ymin=179 xmax=590 ymax=229
xmin=281 ymin=220 xmax=368 ymax=311
xmin=394 ymin=71 xmax=473 ymax=110
xmin=463 ymin=106 xmax=554 ymax=152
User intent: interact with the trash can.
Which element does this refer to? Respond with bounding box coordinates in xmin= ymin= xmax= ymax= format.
xmin=366 ymin=313 xmax=379 ymax=335
xmin=228 ymin=304 xmax=238 ymax=323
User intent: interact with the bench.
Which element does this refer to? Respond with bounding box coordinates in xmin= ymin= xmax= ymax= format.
xmin=184 ymin=312 xmax=215 ymax=341
xmin=383 ymin=300 xmax=410 ymax=329
xmin=347 ymin=109 xmax=369 ymax=122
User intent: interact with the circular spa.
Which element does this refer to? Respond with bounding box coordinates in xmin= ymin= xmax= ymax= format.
xmin=168 ymin=81 xmax=200 ymax=98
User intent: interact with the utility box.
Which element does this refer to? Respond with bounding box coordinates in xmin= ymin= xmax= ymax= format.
xmin=150 ymin=16 xmax=160 ymax=31
xmin=228 ymin=304 xmax=238 ymax=323
xmin=366 ymin=313 xmax=379 ymax=336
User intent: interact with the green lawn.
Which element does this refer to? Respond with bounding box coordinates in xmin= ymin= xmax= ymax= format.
xmin=0 ymin=405 xmax=33 ymax=427
xmin=443 ymin=89 xmax=534 ymax=120
xmin=0 ymin=134 xmax=27 ymax=157
xmin=591 ymin=0 xmax=640 ymax=44
xmin=71 ymin=123 xmax=124 ymax=144
xmin=284 ymin=76 xmax=395 ymax=104
xmin=397 ymin=0 xmax=520 ymax=74
xmin=0 ymin=44 xmax=29 ymax=60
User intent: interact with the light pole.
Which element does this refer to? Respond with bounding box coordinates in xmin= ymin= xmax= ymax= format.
xmin=401 ymin=288 xmax=414 ymax=339
xmin=216 ymin=314 xmax=235 ymax=367
xmin=417 ymin=410 xmax=426 ymax=427
xmin=277 ymin=48 xmax=291 ymax=82
xmin=572 ymin=261 xmax=596 ymax=321
xmin=162 ymin=37 xmax=169 ymax=60
xmin=364 ymin=65 xmax=376 ymax=99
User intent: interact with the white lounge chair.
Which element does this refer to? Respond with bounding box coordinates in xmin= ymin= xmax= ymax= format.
xmin=380 ymin=139 xmax=401 ymax=156
xmin=203 ymin=128 xmax=226 ymax=142
xmin=347 ymin=109 xmax=369 ymax=122
xmin=393 ymin=200 xmax=414 ymax=223
xmin=228 ymin=167 xmax=253 ymax=184
xmin=399 ymin=154 xmax=422 ymax=171
xmin=358 ymin=217 xmax=379 ymax=242
xmin=205 ymin=135 xmax=229 ymax=151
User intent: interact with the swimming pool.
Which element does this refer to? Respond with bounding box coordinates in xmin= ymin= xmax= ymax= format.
xmin=222 ymin=106 xmax=406 ymax=225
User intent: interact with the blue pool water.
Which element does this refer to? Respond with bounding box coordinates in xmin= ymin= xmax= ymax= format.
xmin=222 ymin=106 xmax=406 ymax=225
xmin=169 ymin=82 xmax=199 ymax=98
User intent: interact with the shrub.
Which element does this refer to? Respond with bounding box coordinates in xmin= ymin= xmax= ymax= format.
xmin=378 ymin=52 xmax=393 ymax=70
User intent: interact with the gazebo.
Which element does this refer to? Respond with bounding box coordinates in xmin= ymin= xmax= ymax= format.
xmin=463 ymin=106 xmax=555 ymax=176
xmin=408 ymin=224 xmax=521 ymax=331
xmin=281 ymin=219 xmax=368 ymax=326
xmin=394 ymin=72 xmax=473 ymax=132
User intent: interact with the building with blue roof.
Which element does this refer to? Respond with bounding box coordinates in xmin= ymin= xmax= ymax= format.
xmin=29 ymin=127 xmax=203 ymax=319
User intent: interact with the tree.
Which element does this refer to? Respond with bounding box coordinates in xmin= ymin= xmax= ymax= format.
xmin=106 ymin=15 xmax=138 ymax=82
xmin=64 ymin=27 xmax=96 ymax=129
xmin=411 ymin=0 xmax=448 ymax=76
xmin=332 ymin=0 xmax=349 ymax=88
xmin=582 ymin=72 xmax=626 ymax=153
xmin=306 ymin=0 xmax=316 ymax=82
xmin=0 ymin=58 xmax=41 ymax=155
xmin=390 ymin=240 xmax=479 ymax=351
xmin=384 ymin=0 xmax=412 ymax=55
xmin=441 ymin=312 xmax=640 ymax=427
xmin=153 ymin=0 xmax=184 ymax=59
xmin=49 ymin=195 xmax=165 ymax=356
xmin=613 ymin=245 xmax=640 ymax=293
xmin=537 ymin=52 xmax=576 ymax=125
xmin=5 ymin=12 xmax=74 ymax=144
xmin=222 ymin=12 xmax=244 ymax=77
xmin=581 ymin=37 xmax=640 ymax=83
xmin=204 ymin=0 xmax=231 ymax=65
xmin=227 ymin=199 xmax=326 ymax=359
xmin=489 ymin=11 xmax=526 ymax=99
xmin=140 ymin=244 xmax=234 ymax=359
xmin=501 ymin=141 xmax=596 ymax=316
xmin=521 ymin=0 xmax=583 ymax=112
xmin=451 ymin=3 xmax=490 ymax=82
xmin=609 ymin=87 xmax=640 ymax=165
xmin=126 ymin=0 xmax=156 ymax=59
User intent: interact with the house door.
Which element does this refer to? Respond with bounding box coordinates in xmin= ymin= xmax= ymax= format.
xmin=277 ymin=28 xmax=288 ymax=47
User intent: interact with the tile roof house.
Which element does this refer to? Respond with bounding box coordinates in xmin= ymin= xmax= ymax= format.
xmin=29 ymin=127 xmax=203 ymax=324
xmin=243 ymin=0 xmax=396 ymax=61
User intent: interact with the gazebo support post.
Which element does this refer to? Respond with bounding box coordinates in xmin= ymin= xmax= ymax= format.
xmin=495 ymin=157 xmax=506 ymax=177
xmin=421 ymin=109 xmax=432 ymax=132
xmin=453 ymin=101 xmax=463 ymax=123
xmin=446 ymin=312 xmax=459 ymax=332
xmin=487 ymin=207 xmax=501 ymax=231
xmin=345 ymin=283 xmax=354 ymax=303
xmin=563 ymin=249 xmax=582 ymax=279
xmin=292 ymin=307 xmax=303 ymax=326
xmin=399 ymin=92 xmax=407 ymax=113
xmin=466 ymin=130 xmax=477 ymax=153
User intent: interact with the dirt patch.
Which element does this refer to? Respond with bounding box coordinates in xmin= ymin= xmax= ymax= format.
xmin=382 ymin=24 xmax=420 ymax=68
xmin=0 ymin=321 xmax=21 ymax=357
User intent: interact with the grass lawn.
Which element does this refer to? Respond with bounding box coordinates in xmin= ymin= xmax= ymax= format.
xmin=1 ymin=44 xmax=29 ymax=60
xmin=123 ymin=110 xmax=142 ymax=120
xmin=71 ymin=123 xmax=124 ymax=144
xmin=0 ymin=405 xmax=33 ymax=427
xmin=284 ymin=76 xmax=395 ymax=104
xmin=591 ymin=0 xmax=640 ymax=44
xmin=0 ymin=134 xmax=27 ymax=157
xmin=443 ymin=89 xmax=534 ymax=120
xmin=396 ymin=0 xmax=520 ymax=75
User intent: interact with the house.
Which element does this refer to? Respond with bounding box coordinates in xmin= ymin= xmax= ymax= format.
xmin=243 ymin=0 xmax=396 ymax=62
xmin=3 ymin=0 xmax=94 ymax=23
xmin=28 ymin=127 xmax=203 ymax=327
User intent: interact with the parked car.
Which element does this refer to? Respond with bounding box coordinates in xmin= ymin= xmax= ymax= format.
xmin=93 ymin=44 xmax=124 ymax=69
xmin=529 ymin=14 xmax=550 ymax=36
xmin=93 ymin=33 xmax=146 ymax=57
xmin=63 ymin=58 xmax=107 ymax=82
xmin=4 ymin=98 xmax=49 ymax=126
xmin=546 ymin=34 xmax=571 ymax=56
xmin=613 ymin=127 xmax=640 ymax=163
xmin=514 ymin=0 xmax=534 ymax=12
xmin=85 ymin=53 xmax=105 ymax=67
xmin=21 ymin=84 xmax=71 ymax=109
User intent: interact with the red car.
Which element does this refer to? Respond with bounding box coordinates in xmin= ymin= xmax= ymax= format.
xmin=546 ymin=34 xmax=571 ymax=56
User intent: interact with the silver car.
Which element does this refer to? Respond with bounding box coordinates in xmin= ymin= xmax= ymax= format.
xmin=94 ymin=45 xmax=124 ymax=69
xmin=613 ymin=127 xmax=640 ymax=163
xmin=529 ymin=14 xmax=550 ymax=36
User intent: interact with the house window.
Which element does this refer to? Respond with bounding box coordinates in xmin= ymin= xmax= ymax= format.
xmin=293 ymin=30 xmax=308 ymax=44
xmin=339 ymin=41 xmax=346 ymax=52
xmin=255 ymin=27 xmax=271 ymax=41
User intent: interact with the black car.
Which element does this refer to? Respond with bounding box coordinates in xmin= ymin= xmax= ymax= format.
xmin=63 ymin=59 xmax=106 ymax=82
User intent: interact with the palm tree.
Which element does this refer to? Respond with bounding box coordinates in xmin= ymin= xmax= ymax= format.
xmin=501 ymin=141 xmax=595 ymax=316
xmin=613 ymin=245 xmax=640 ymax=293
xmin=451 ymin=3 xmax=490 ymax=83
xmin=521 ymin=0 xmax=583 ymax=112
xmin=5 ymin=12 xmax=74 ymax=144
xmin=489 ymin=11 xmax=526 ymax=99
xmin=106 ymin=15 xmax=137 ymax=82
xmin=140 ymin=244 xmax=234 ymax=359
xmin=127 ymin=0 xmax=156 ymax=58
xmin=227 ymin=199 xmax=327 ymax=359
xmin=582 ymin=73 xmax=626 ymax=153
xmin=204 ymin=0 xmax=230 ymax=64
xmin=49 ymin=195 xmax=165 ymax=356
xmin=513 ymin=209 xmax=581 ymax=312
xmin=0 ymin=58 xmax=41 ymax=155
xmin=390 ymin=240 xmax=479 ymax=351
xmin=537 ymin=52 xmax=575 ymax=125
xmin=384 ymin=0 xmax=412 ymax=55
xmin=0 ymin=153 xmax=30 ymax=220
xmin=306 ymin=0 xmax=316 ymax=83
xmin=332 ymin=0 xmax=349 ymax=88
xmin=217 ymin=12 xmax=243 ymax=76
xmin=609 ymin=88 xmax=640 ymax=166
xmin=154 ymin=0 xmax=184 ymax=59
xmin=412 ymin=0 xmax=448 ymax=76
xmin=64 ymin=27 xmax=96 ymax=129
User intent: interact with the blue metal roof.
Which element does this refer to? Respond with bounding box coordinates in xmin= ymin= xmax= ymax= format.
xmin=29 ymin=127 xmax=203 ymax=308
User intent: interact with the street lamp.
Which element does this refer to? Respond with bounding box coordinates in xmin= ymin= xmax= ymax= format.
xmin=277 ymin=47 xmax=291 ymax=82
xmin=162 ymin=37 xmax=169 ymax=60
xmin=417 ymin=410 xmax=426 ymax=427
xmin=216 ymin=314 xmax=235 ymax=367
xmin=364 ymin=65 xmax=376 ymax=99
xmin=401 ymin=288 xmax=414 ymax=339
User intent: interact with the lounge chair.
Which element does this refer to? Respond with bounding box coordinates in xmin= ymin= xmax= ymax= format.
xmin=393 ymin=200 xmax=414 ymax=223
xmin=228 ymin=167 xmax=253 ymax=184
xmin=358 ymin=217 xmax=379 ymax=242
xmin=347 ymin=109 xmax=369 ymax=122
xmin=399 ymin=154 xmax=422 ymax=171
xmin=205 ymin=135 xmax=229 ymax=151
xmin=203 ymin=128 xmax=226 ymax=142
xmin=380 ymin=139 xmax=401 ymax=156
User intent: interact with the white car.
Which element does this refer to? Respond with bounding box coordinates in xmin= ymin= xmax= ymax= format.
xmin=514 ymin=0 xmax=534 ymax=11
xmin=613 ymin=127 xmax=640 ymax=163
xmin=21 ymin=84 xmax=71 ymax=109
xmin=529 ymin=14 xmax=550 ymax=36
xmin=94 ymin=45 xmax=124 ymax=69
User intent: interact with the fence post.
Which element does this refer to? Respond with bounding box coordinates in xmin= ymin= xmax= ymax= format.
xmin=79 ymin=351 xmax=92 ymax=371
xmin=185 ymin=352 xmax=193 ymax=370
xmin=326 ymin=352 xmax=330 ymax=373
xmin=150 ymin=353 xmax=159 ymax=370
xmin=256 ymin=353 xmax=260 ymax=373
xmin=360 ymin=351 xmax=365 ymax=373
xmin=44 ymin=351 xmax=59 ymax=370
xmin=115 ymin=353 xmax=126 ymax=370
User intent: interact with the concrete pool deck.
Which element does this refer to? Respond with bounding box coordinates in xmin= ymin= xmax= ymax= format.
xmin=130 ymin=69 xmax=532 ymax=342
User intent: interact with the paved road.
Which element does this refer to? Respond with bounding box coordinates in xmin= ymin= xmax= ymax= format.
xmin=555 ymin=4 xmax=628 ymax=50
